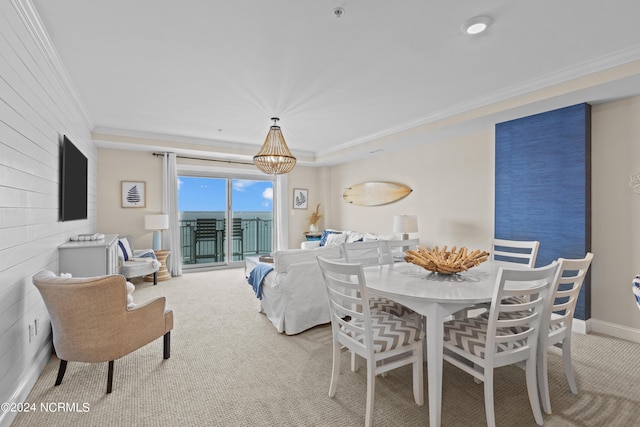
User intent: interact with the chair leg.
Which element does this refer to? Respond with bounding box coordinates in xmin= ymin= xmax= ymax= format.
xmin=483 ymin=369 xmax=496 ymax=427
xmin=413 ymin=345 xmax=424 ymax=406
xmin=328 ymin=340 xmax=341 ymax=398
xmin=558 ymin=337 xmax=577 ymax=395
xmin=107 ymin=360 xmax=114 ymax=394
xmin=351 ymin=352 xmax=359 ymax=372
xmin=153 ymin=271 xmax=158 ymax=286
xmin=163 ymin=331 xmax=171 ymax=359
xmin=525 ymin=358 xmax=543 ymax=425
xmin=538 ymin=346 xmax=552 ymax=415
xmin=54 ymin=359 xmax=68 ymax=386
xmin=365 ymin=361 xmax=376 ymax=427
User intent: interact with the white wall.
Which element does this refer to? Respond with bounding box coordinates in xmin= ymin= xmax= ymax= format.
xmin=97 ymin=149 xmax=163 ymax=248
xmin=328 ymin=129 xmax=495 ymax=251
xmin=591 ymin=96 xmax=640 ymax=337
xmin=286 ymin=165 xmax=325 ymax=249
xmin=0 ymin=1 xmax=95 ymax=425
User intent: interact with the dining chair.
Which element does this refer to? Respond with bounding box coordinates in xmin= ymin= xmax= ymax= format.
xmin=386 ymin=238 xmax=420 ymax=261
xmin=442 ymin=261 xmax=560 ymax=427
xmin=491 ymin=238 xmax=540 ymax=268
xmin=342 ymin=240 xmax=395 ymax=267
xmin=317 ymin=256 xmax=424 ymax=427
xmin=538 ymin=252 xmax=593 ymax=414
xmin=457 ymin=238 xmax=541 ymax=319
xmin=342 ymin=240 xmax=420 ymax=320
xmin=342 ymin=240 xmax=422 ymax=371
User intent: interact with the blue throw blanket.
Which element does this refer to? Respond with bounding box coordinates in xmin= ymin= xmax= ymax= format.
xmin=247 ymin=263 xmax=274 ymax=299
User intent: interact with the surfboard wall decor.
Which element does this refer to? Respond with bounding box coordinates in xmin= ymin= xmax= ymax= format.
xmin=342 ymin=181 xmax=412 ymax=206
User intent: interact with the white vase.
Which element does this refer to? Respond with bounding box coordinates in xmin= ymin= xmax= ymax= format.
xmin=309 ymin=224 xmax=318 ymax=233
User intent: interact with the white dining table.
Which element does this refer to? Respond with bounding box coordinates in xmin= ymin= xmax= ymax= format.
xmin=363 ymin=261 xmax=503 ymax=427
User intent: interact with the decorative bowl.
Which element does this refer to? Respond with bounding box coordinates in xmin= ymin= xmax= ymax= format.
xmin=404 ymin=245 xmax=489 ymax=274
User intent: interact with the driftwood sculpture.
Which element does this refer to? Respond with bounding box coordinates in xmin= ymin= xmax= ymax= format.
xmin=405 ymin=245 xmax=489 ymax=274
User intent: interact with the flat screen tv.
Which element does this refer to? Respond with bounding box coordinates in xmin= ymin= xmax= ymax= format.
xmin=60 ymin=135 xmax=88 ymax=221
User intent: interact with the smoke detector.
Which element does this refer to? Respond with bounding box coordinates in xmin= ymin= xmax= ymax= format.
xmin=332 ymin=7 xmax=345 ymax=18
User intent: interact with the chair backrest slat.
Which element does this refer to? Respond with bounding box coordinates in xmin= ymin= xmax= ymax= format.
xmin=342 ymin=240 xmax=394 ymax=267
xmin=543 ymin=253 xmax=594 ymax=335
xmin=317 ymin=256 xmax=375 ymax=353
xmin=485 ymin=262 xmax=560 ymax=360
xmin=491 ymin=238 xmax=540 ymax=268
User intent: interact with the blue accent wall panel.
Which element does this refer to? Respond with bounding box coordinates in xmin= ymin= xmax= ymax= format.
xmin=495 ymin=103 xmax=591 ymax=320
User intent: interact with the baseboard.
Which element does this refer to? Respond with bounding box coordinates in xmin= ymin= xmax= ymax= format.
xmin=0 ymin=339 xmax=53 ymax=427
xmin=572 ymin=318 xmax=591 ymax=335
xmin=589 ymin=319 xmax=640 ymax=343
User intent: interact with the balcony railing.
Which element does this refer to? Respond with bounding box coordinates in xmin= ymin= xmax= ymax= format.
xmin=179 ymin=217 xmax=272 ymax=264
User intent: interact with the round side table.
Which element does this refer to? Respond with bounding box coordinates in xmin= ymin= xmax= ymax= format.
xmin=144 ymin=250 xmax=171 ymax=282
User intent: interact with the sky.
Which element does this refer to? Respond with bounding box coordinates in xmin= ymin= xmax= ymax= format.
xmin=178 ymin=176 xmax=273 ymax=212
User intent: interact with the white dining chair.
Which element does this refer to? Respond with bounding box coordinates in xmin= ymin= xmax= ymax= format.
xmin=538 ymin=252 xmax=593 ymax=414
xmin=442 ymin=261 xmax=560 ymax=427
xmin=491 ymin=238 xmax=540 ymax=268
xmin=386 ymin=238 xmax=420 ymax=260
xmin=342 ymin=241 xmax=420 ymax=322
xmin=317 ymin=256 xmax=424 ymax=427
xmin=457 ymin=238 xmax=541 ymax=319
xmin=342 ymin=240 xmax=394 ymax=266
xmin=342 ymin=240 xmax=422 ymax=371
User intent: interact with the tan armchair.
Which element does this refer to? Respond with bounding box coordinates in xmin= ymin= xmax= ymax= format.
xmin=32 ymin=270 xmax=173 ymax=393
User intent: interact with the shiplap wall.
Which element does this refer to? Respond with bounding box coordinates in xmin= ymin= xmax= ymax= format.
xmin=0 ymin=1 xmax=95 ymax=425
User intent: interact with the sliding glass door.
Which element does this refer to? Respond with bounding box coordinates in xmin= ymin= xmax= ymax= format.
xmin=178 ymin=175 xmax=273 ymax=269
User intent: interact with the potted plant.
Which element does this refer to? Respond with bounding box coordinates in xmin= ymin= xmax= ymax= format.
xmin=309 ymin=203 xmax=322 ymax=233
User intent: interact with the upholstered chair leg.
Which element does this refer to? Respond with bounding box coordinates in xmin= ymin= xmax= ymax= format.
xmin=55 ymin=359 xmax=68 ymax=386
xmin=107 ymin=360 xmax=114 ymax=394
xmin=163 ymin=331 xmax=171 ymax=359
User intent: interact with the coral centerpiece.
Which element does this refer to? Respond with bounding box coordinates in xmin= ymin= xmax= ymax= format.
xmin=405 ymin=245 xmax=489 ymax=274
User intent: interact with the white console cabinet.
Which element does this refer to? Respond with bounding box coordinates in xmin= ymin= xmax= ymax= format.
xmin=58 ymin=234 xmax=119 ymax=277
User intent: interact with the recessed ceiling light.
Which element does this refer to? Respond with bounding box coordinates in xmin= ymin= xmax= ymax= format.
xmin=462 ymin=16 xmax=492 ymax=35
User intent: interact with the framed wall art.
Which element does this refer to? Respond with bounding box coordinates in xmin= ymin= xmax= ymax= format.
xmin=121 ymin=181 xmax=146 ymax=208
xmin=293 ymin=188 xmax=308 ymax=209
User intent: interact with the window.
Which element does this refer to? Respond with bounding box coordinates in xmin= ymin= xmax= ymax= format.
xmin=178 ymin=175 xmax=273 ymax=268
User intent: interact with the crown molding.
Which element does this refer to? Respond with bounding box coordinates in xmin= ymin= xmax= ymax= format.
xmin=317 ymin=45 xmax=640 ymax=158
xmin=11 ymin=0 xmax=93 ymax=129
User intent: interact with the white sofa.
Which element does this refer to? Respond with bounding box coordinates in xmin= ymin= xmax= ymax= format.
xmin=246 ymin=229 xmax=413 ymax=335
xmin=248 ymin=245 xmax=342 ymax=335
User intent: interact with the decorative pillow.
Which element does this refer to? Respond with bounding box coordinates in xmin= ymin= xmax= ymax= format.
xmin=325 ymin=232 xmax=347 ymax=247
xmin=118 ymin=238 xmax=133 ymax=261
xmin=126 ymin=280 xmax=136 ymax=309
xmin=346 ymin=231 xmax=365 ymax=243
xmin=320 ymin=229 xmax=342 ymax=246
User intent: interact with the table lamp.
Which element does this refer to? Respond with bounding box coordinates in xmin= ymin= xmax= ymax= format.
xmin=393 ymin=215 xmax=418 ymax=240
xmin=145 ymin=214 xmax=169 ymax=251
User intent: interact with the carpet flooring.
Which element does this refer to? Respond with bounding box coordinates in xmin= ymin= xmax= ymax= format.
xmin=11 ymin=268 xmax=640 ymax=426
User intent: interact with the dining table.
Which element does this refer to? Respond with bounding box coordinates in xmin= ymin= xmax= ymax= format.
xmin=363 ymin=260 xmax=504 ymax=427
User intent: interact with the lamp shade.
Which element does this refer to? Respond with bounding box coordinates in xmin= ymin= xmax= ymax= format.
xmin=393 ymin=215 xmax=418 ymax=233
xmin=145 ymin=214 xmax=169 ymax=231
xmin=253 ymin=118 xmax=296 ymax=175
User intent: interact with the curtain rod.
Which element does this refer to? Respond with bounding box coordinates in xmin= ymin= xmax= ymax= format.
xmin=152 ymin=152 xmax=254 ymax=166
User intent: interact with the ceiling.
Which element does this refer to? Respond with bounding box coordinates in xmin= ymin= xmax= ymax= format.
xmin=31 ymin=0 xmax=640 ymax=166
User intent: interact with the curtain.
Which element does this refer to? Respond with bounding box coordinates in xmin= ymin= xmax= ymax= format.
xmin=274 ymin=174 xmax=289 ymax=251
xmin=162 ymin=153 xmax=182 ymax=276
